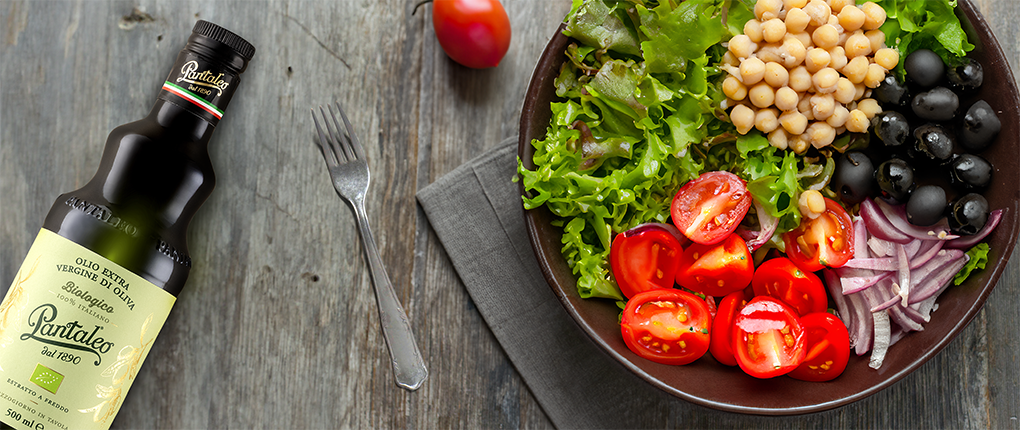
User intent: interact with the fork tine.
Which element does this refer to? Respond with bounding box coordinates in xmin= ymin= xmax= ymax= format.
xmin=319 ymin=106 xmax=348 ymax=163
xmin=333 ymin=102 xmax=366 ymax=160
xmin=326 ymin=104 xmax=356 ymax=162
xmin=311 ymin=108 xmax=338 ymax=165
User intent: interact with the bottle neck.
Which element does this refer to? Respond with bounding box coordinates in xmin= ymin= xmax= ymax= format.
xmin=147 ymin=98 xmax=215 ymax=144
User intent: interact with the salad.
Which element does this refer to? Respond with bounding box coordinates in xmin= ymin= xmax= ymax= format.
xmin=518 ymin=0 xmax=1002 ymax=380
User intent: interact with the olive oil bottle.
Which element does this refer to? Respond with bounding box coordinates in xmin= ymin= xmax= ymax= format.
xmin=0 ymin=21 xmax=254 ymax=430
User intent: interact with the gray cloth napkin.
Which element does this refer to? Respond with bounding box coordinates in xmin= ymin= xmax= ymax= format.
xmin=416 ymin=140 xmax=685 ymax=428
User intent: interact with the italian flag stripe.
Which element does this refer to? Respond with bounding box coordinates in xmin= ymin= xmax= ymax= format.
xmin=162 ymin=81 xmax=224 ymax=119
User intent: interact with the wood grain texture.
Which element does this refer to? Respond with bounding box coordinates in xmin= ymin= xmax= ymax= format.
xmin=0 ymin=0 xmax=1017 ymax=428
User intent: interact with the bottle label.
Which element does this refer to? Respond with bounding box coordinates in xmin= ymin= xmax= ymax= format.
xmin=158 ymin=51 xmax=239 ymax=124
xmin=0 ymin=229 xmax=176 ymax=430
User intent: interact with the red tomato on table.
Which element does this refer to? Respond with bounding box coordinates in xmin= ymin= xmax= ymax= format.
xmin=610 ymin=224 xmax=685 ymax=299
xmin=671 ymin=171 xmax=753 ymax=245
xmin=732 ymin=296 xmax=806 ymax=379
xmin=432 ymin=0 xmax=512 ymax=69
xmin=620 ymin=289 xmax=712 ymax=365
xmin=782 ymin=197 xmax=855 ymax=272
xmin=751 ymin=257 xmax=827 ymax=316
xmin=675 ymin=234 xmax=754 ymax=297
xmin=788 ymin=312 xmax=851 ymax=382
xmin=709 ymin=289 xmax=751 ymax=367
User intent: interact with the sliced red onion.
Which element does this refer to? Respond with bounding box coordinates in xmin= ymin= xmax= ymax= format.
xmin=839 ymin=271 xmax=892 ymax=294
xmin=909 ymin=239 xmax=944 ymax=269
xmin=873 ymin=198 xmax=959 ymax=242
xmin=908 ymin=252 xmax=968 ymax=305
xmin=842 ymin=257 xmax=897 ymax=271
xmin=738 ymin=200 xmax=779 ymax=252
xmin=860 ymin=199 xmax=913 ymax=244
xmin=945 ymin=208 xmax=1005 ymax=249
xmin=896 ymin=243 xmax=910 ymax=306
xmin=869 ymin=311 xmax=891 ymax=369
xmin=848 ymin=292 xmax=874 ymax=356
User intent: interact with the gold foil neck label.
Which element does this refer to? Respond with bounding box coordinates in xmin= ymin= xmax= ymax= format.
xmin=176 ymin=60 xmax=230 ymax=96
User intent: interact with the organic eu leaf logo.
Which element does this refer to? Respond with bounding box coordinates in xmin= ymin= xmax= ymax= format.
xmin=31 ymin=363 xmax=64 ymax=394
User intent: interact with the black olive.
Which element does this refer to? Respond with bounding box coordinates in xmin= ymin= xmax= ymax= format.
xmin=873 ymin=75 xmax=910 ymax=107
xmin=871 ymin=111 xmax=911 ymax=148
xmin=947 ymin=58 xmax=984 ymax=92
xmin=875 ymin=158 xmax=915 ymax=203
xmin=949 ymin=153 xmax=993 ymax=190
xmin=948 ymin=193 xmax=990 ymax=235
xmin=906 ymin=185 xmax=947 ymax=226
xmin=911 ymin=87 xmax=959 ymax=121
xmin=912 ymin=123 xmax=956 ymax=162
xmin=833 ymin=151 xmax=875 ymax=205
xmin=958 ymin=100 xmax=1001 ymax=152
xmin=904 ymin=49 xmax=945 ymax=88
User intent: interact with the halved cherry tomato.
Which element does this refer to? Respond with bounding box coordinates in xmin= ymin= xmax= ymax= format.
xmin=671 ymin=171 xmax=753 ymax=245
xmin=782 ymin=197 xmax=855 ymax=272
xmin=432 ymin=0 xmax=512 ymax=69
xmin=710 ymin=289 xmax=751 ymax=367
xmin=751 ymin=257 xmax=827 ymax=316
xmin=675 ymin=234 xmax=754 ymax=297
xmin=610 ymin=224 xmax=684 ymax=299
xmin=788 ymin=312 xmax=851 ymax=382
xmin=732 ymin=296 xmax=806 ymax=379
xmin=621 ymin=289 xmax=712 ymax=365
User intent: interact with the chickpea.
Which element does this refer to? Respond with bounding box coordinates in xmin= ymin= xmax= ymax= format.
xmin=785 ymin=8 xmax=811 ymax=34
xmin=863 ymin=63 xmax=887 ymax=88
xmin=857 ymin=98 xmax=881 ymax=118
xmin=780 ymin=110 xmax=809 ymax=135
xmin=774 ymin=86 xmax=800 ymax=111
xmin=833 ymin=77 xmax=856 ymax=104
xmin=731 ymin=104 xmax=756 ymax=135
xmin=837 ymin=5 xmax=866 ymax=31
xmin=722 ymin=51 xmax=741 ymax=67
xmin=828 ymin=0 xmax=854 ymax=14
xmin=844 ymin=31 xmax=872 ymax=58
xmin=755 ymin=0 xmax=784 ymax=21
xmin=806 ymin=121 xmax=837 ymax=148
xmin=755 ymin=108 xmax=781 ymax=133
xmin=798 ymin=95 xmax=815 ymax=120
xmin=827 ymin=50 xmax=848 ymax=75
xmin=787 ymin=32 xmax=814 ymax=53
xmin=811 ymin=93 xmax=836 ymax=120
xmin=789 ymin=66 xmax=813 ymax=92
xmin=744 ymin=19 xmax=765 ymax=43
xmin=784 ymin=0 xmax=809 ymax=9
xmin=813 ymin=67 xmax=839 ymax=93
xmin=789 ymin=134 xmax=811 ymax=153
xmin=826 ymin=105 xmax=850 ymax=127
xmin=812 ymin=24 xmax=840 ymax=50
xmin=780 ymin=37 xmax=808 ymax=68
xmin=803 ymin=0 xmax=832 ymax=26
xmin=729 ymin=34 xmax=757 ymax=59
xmin=768 ymin=128 xmax=790 ymax=150
xmin=861 ymin=1 xmax=887 ymax=30
xmin=749 ymin=82 xmax=777 ymax=108
xmin=764 ymin=62 xmax=791 ymax=87
xmin=762 ymin=18 xmax=787 ymax=43
xmin=799 ymin=189 xmax=827 ymax=218
xmin=874 ymin=48 xmax=900 ymax=70
xmin=755 ymin=43 xmax=785 ymax=64
xmin=740 ymin=56 xmax=767 ymax=85
xmin=842 ymin=56 xmax=870 ymax=83
xmin=866 ymin=29 xmax=886 ymax=52
xmin=805 ymin=47 xmax=832 ymax=73
xmin=723 ymin=75 xmax=748 ymax=100
xmin=846 ymin=108 xmax=869 ymax=132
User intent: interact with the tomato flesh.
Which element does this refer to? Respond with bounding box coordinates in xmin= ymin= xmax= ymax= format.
xmin=783 ymin=197 xmax=855 ymax=272
xmin=671 ymin=171 xmax=753 ymax=245
xmin=621 ymin=289 xmax=712 ymax=365
xmin=432 ymin=0 xmax=512 ymax=69
xmin=610 ymin=224 xmax=684 ymax=299
xmin=751 ymin=257 xmax=827 ymax=316
xmin=788 ymin=312 xmax=851 ymax=382
xmin=732 ymin=296 xmax=806 ymax=378
xmin=675 ymin=234 xmax=754 ymax=297
xmin=710 ymin=290 xmax=751 ymax=367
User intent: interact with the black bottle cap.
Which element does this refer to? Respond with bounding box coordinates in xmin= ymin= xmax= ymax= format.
xmin=192 ymin=20 xmax=255 ymax=61
xmin=186 ymin=20 xmax=255 ymax=73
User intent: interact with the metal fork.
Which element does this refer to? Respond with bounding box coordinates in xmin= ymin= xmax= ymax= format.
xmin=312 ymin=102 xmax=428 ymax=391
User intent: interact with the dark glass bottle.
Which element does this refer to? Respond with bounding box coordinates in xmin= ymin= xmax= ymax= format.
xmin=0 ymin=21 xmax=253 ymax=430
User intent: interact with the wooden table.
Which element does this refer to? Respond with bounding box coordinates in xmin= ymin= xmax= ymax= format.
xmin=1 ymin=0 xmax=1018 ymax=428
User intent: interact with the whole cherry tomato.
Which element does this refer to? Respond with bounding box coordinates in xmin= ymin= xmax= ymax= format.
xmin=751 ymin=257 xmax=827 ymax=316
xmin=782 ymin=197 xmax=855 ymax=272
xmin=620 ymin=289 xmax=712 ymax=365
xmin=610 ymin=224 xmax=685 ymax=299
xmin=675 ymin=234 xmax=754 ymax=297
xmin=788 ymin=312 xmax=851 ymax=382
xmin=732 ymin=296 xmax=806 ymax=379
xmin=431 ymin=0 xmax=512 ymax=69
xmin=671 ymin=171 xmax=753 ymax=245
xmin=709 ymin=289 xmax=751 ymax=367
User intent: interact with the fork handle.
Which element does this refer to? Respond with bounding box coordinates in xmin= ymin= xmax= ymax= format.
xmin=352 ymin=201 xmax=429 ymax=391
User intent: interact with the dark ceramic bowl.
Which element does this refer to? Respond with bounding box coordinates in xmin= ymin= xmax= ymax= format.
xmin=519 ymin=0 xmax=1020 ymax=415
